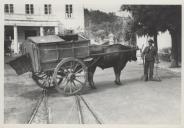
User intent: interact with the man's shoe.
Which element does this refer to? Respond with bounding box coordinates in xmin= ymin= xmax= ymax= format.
xmin=144 ymin=76 xmax=148 ymax=81
xmin=149 ymin=78 xmax=155 ymax=81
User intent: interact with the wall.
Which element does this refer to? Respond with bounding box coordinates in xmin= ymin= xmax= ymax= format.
xmin=53 ymin=0 xmax=84 ymax=32
xmin=4 ymin=0 xmax=84 ymax=32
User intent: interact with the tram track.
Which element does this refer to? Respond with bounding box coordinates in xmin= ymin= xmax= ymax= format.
xmin=27 ymin=89 xmax=50 ymax=124
xmin=27 ymin=89 xmax=102 ymax=124
xmin=74 ymin=95 xmax=103 ymax=124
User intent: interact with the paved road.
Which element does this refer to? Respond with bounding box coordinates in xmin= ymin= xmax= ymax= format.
xmin=4 ymin=58 xmax=181 ymax=124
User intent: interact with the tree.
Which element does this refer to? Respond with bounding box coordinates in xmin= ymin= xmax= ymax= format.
xmin=84 ymin=8 xmax=117 ymax=38
xmin=84 ymin=8 xmax=137 ymax=45
xmin=120 ymin=5 xmax=181 ymax=67
xmin=158 ymin=6 xmax=181 ymax=67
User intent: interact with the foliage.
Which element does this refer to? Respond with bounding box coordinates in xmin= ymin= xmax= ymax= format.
xmin=84 ymin=8 xmax=117 ymax=25
xmin=120 ymin=5 xmax=181 ymax=67
xmin=84 ymin=8 xmax=136 ymax=45
xmin=84 ymin=8 xmax=118 ymax=37
xmin=121 ymin=5 xmax=158 ymax=37
xmin=120 ymin=5 xmax=181 ymax=39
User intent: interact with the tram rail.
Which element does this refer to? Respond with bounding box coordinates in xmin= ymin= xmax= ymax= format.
xmin=75 ymin=95 xmax=103 ymax=124
xmin=28 ymin=89 xmax=50 ymax=124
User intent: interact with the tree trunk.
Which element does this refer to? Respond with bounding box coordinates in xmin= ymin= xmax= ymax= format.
xmin=169 ymin=30 xmax=179 ymax=67
xmin=177 ymin=27 xmax=181 ymax=63
xmin=153 ymin=32 xmax=158 ymax=51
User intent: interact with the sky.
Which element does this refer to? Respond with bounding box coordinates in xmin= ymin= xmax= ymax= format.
xmin=82 ymin=0 xmax=124 ymax=13
xmin=82 ymin=0 xmax=182 ymax=15
xmin=83 ymin=2 xmax=121 ymax=13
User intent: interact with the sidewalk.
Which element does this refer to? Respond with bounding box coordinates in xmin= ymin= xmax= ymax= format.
xmin=158 ymin=60 xmax=181 ymax=74
xmin=136 ymin=56 xmax=181 ymax=74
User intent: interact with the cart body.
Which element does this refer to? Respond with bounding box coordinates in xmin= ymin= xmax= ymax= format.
xmin=20 ymin=34 xmax=90 ymax=73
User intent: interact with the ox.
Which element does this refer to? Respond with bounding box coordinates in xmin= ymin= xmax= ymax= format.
xmin=87 ymin=44 xmax=137 ymax=89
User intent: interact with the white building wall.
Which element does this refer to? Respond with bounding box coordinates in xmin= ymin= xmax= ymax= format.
xmin=4 ymin=0 xmax=84 ymax=32
xmin=52 ymin=0 xmax=84 ymax=32
xmin=4 ymin=0 xmax=85 ymax=54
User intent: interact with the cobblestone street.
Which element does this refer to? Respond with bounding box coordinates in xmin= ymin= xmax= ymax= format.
xmin=4 ymin=55 xmax=181 ymax=124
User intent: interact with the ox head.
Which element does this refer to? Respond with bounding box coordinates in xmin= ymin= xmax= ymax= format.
xmin=129 ymin=46 xmax=138 ymax=61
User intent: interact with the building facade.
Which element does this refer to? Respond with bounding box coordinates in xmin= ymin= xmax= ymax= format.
xmin=4 ymin=0 xmax=84 ymax=54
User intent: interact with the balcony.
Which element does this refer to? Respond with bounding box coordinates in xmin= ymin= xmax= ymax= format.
xmin=4 ymin=13 xmax=60 ymax=26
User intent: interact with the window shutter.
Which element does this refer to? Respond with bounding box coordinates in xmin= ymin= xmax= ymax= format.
xmin=44 ymin=4 xmax=47 ymax=14
xmin=10 ymin=4 xmax=13 ymax=13
xmin=66 ymin=5 xmax=68 ymax=13
xmin=70 ymin=4 xmax=72 ymax=13
xmin=25 ymin=4 xmax=29 ymax=14
xmin=31 ymin=4 xmax=34 ymax=14
xmin=49 ymin=4 xmax=51 ymax=14
xmin=4 ymin=4 xmax=9 ymax=13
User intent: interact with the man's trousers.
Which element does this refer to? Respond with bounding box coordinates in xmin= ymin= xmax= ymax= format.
xmin=144 ymin=60 xmax=154 ymax=80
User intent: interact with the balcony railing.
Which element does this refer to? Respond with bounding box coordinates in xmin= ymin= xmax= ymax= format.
xmin=4 ymin=13 xmax=59 ymax=22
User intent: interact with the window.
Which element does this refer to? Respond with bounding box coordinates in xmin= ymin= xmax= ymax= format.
xmin=44 ymin=4 xmax=52 ymax=14
xmin=64 ymin=29 xmax=74 ymax=34
xmin=44 ymin=27 xmax=55 ymax=35
xmin=65 ymin=4 xmax=73 ymax=18
xmin=4 ymin=4 xmax=14 ymax=14
xmin=25 ymin=4 xmax=34 ymax=14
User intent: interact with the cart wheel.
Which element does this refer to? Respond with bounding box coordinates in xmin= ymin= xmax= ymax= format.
xmin=32 ymin=71 xmax=63 ymax=89
xmin=53 ymin=57 xmax=88 ymax=95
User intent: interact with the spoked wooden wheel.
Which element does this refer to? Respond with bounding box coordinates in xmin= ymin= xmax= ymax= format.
xmin=53 ymin=57 xmax=88 ymax=95
xmin=32 ymin=71 xmax=63 ymax=89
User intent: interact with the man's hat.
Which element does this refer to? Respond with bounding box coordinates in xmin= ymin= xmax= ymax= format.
xmin=148 ymin=39 xmax=154 ymax=44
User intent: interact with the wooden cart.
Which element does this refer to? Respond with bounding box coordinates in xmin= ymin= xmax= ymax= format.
xmin=9 ymin=34 xmax=90 ymax=95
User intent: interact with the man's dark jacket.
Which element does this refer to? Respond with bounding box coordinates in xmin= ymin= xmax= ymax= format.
xmin=142 ymin=46 xmax=157 ymax=61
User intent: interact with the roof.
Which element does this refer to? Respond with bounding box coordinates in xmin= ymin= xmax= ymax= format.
xmin=28 ymin=35 xmax=65 ymax=44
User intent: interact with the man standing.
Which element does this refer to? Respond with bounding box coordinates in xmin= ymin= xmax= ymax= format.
xmin=4 ymin=36 xmax=12 ymax=56
xmin=142 ymin=39 xmax=158 ymax=81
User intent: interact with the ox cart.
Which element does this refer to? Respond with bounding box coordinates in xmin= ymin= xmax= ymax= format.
xmin=8 ymin=34 xmax=137 ymax=95
xmin=9 ymin=34 xmax=91 ymax=95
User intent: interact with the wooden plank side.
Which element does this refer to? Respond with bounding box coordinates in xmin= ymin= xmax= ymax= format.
xmin=22 ymin=40 xmax=40 ymax=72
xmin=38 ymin=43 xmax=59 ymax=71
xmin=73 ymin=40 xmax=90 ymax=58
xmin=33 ymin=44 xmax=41 ymax=72
xmin=39 ymin=43 xmax=58 ymax=63
xmin=27 ymin=38 xmax=90 ymax=72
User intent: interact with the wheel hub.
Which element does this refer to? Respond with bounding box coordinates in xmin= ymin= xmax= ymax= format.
xmin=67 ymin=73 xmax=76 ymax=81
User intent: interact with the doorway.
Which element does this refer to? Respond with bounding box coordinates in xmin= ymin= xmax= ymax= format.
xmin=25 ymin=30 xmax=37 ymax=39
